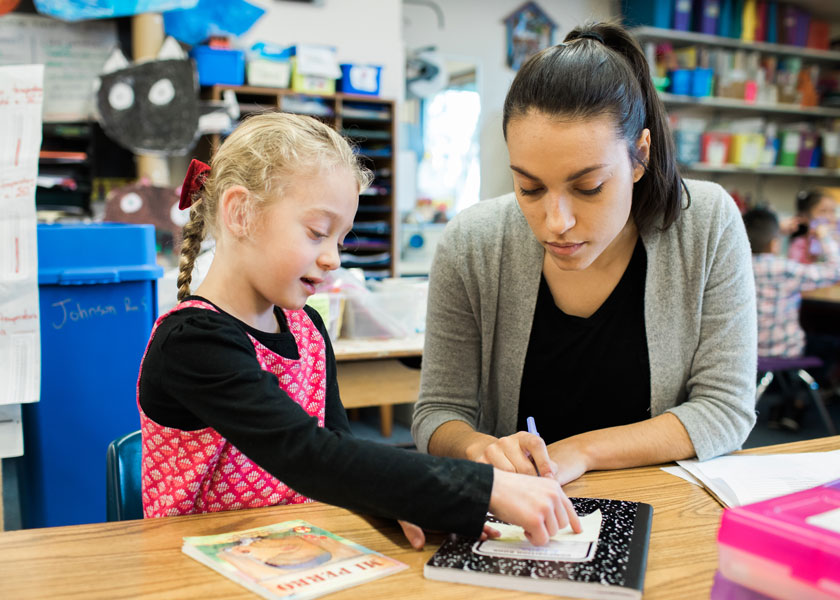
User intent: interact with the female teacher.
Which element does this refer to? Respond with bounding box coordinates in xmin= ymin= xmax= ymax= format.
xmin=411 ymin=21 xmax=757 ymax=484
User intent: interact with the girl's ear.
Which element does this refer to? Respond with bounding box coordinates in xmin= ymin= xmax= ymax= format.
xmin=632 ymin=128 xmax=651 ymax=183
xmin=219 ymin=185 xmax=252 ymax=238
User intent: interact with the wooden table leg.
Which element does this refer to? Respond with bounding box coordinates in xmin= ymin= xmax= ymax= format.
xmin=379 ymin=405 xmax=393 ymax=438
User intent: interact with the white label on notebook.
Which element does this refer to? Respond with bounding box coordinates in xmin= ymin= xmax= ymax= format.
xmin=475 ymin=510 xmax=602 ymax=562
xmin=806 ymin=507 xmax=840 ymax=534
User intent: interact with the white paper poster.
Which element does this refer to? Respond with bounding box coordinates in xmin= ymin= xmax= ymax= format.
xmin=0 ymin=14 xmax=117 ymax=122
xmin=0 ymin=64 xmax=43 ymax=416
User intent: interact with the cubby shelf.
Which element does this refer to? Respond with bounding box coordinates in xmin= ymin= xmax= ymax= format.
xmin=206 ymin=85 xmax=398 ymax=278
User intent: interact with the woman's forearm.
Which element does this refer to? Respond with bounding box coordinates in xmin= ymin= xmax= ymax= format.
xmin=548 ymin=412 xmax=695 ymax=475
xmin=427 ymin=420 xmax=499 ymax=460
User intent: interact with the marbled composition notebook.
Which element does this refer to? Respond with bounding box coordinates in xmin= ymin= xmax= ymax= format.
xmin=424 ymin=497 xmax=653 ymax=599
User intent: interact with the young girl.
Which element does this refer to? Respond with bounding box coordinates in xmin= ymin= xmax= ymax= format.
xmin=412 ymin=22 xmax=757 ymax=483
xmin=137 ymin=112 xmax=579 ymax=548
xmin=788 ymin=189 xmax=839 ymax=265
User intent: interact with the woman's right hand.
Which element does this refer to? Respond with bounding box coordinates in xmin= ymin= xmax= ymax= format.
xmin=467 ymin=432 xmax=556 ymax=477
xmin=488 ymin=468 xmax=582 ymax=546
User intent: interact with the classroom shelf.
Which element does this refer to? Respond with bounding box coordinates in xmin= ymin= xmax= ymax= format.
xmin=633 ymin=19 xmax=840 ymax=188
xmin=681 ymin=163 xmax=840 ymax=178
xmin=205 ymin=85 xmax=398 ymax=277
xmin=660 ymin=93 xmax=840 ymax=118
xmin=631 ymin=26 xmax=840 ymax=63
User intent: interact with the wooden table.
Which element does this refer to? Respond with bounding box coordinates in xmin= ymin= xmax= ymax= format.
xmin=801 ymin=283 xmax=840 ymax=336
xmin=332 ymin=335 xmax=423 ymax=437
xmin=1 ymin=436 xmax=836 ymax=599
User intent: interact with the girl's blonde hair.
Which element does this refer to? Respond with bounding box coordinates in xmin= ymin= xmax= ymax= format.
xmin=177 ymin=112 xmax=372 ymax=301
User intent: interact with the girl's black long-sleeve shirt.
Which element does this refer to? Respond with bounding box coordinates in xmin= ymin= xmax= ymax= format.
xmin=138 ymin=296 xmax=492 ymax=536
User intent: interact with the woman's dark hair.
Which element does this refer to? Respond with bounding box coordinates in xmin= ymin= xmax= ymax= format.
xmin=502 ymin=21 xmax=688 ymax=233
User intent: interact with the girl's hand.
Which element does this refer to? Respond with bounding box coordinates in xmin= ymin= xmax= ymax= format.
xmin=488 ymin=468 xmax=582 ymax=546
xmin=467 ymin=432 xmax=557 ymax=478
xmin=397 ymin=520 xmax=425 ymax=549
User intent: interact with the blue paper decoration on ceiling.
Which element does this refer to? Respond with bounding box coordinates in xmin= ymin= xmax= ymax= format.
xmin=163 ymin=0 xmax=265 ymax=45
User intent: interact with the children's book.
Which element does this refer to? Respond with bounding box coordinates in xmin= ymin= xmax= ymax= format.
xmin=182 ymin=519 xmax=408 ymax=600
xmin=424 ymin=497 xmax=653 ymax=599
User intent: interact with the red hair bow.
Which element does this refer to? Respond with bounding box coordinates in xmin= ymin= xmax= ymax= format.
xmin=179 ymin=158 xmax=211 ymax=210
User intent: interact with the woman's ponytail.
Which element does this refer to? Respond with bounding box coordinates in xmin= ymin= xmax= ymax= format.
xmin=504 ymin=20 xmax=688 ymax=232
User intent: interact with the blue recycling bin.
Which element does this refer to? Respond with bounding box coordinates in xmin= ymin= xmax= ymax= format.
xmin=21 ymin=223 xmax=163 ymax=528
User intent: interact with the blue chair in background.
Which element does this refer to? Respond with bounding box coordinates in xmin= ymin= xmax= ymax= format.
xmin=106 ymin=430 xmax=143 ymax=521
xmin=756 ymin=356 xmax=837 ymax=435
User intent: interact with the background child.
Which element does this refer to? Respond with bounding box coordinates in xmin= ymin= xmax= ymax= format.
xmin=137 ymin=112 xmax=579 ymax=548
xmin=788 ymin=189 xmax=839 ymax=265
xmin=744 ymin=206 xmax=840 ymax=428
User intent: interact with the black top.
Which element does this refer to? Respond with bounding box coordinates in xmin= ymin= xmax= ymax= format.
xmin=517 ymin=240 xmax=651 ymax=442
xmin=139 ymin=296 xmax=492 ymax=536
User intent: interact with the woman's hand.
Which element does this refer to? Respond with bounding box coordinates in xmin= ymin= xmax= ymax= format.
xmin=466 ymin=432 xmax=557 ymax=478
xmin=488 ymin=468 xmax=581 ymax=546
xmin=547 ymin=440 xmax=590 ymax=485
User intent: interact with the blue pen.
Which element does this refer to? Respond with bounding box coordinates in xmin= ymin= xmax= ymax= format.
xmin=526 ymin=416 xmax=539 ymax=438
xmin=525 ymin=416 xmax=541 ymax=476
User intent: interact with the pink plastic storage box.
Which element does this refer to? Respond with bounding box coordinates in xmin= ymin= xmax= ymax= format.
xmin=717 ymin=479 xmax=840 ymax=600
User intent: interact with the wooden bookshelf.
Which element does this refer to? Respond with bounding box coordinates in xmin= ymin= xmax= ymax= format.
xmin=206 ymin=85 xmax=398 ymax=278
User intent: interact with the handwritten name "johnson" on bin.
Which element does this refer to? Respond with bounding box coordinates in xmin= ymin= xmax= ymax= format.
xmin=51 ymin=297 xmax=148 ymax=330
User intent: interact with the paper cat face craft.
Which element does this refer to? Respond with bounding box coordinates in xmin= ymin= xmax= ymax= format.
xmin=96 ymin=38 xmax=199 ymax=155
xmin=105 ymin=181 xmax=188 ymax=254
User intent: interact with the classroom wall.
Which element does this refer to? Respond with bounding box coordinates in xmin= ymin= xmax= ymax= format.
xmin=240 ymin=0 xmax=405 ymax=101
xmin=403 ymin=0 xmax=616 ymax=202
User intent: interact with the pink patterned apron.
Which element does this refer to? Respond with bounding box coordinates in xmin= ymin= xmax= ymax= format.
xmin=137 ymin=300 xmax=326 ymax=518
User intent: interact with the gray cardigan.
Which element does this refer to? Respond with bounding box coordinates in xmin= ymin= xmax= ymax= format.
xmin=412 ymin=179 xmax=757 ymax=461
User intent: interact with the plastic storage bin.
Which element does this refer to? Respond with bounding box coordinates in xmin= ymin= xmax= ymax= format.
xmin=338 ymin=64 xmax=382 ymax=96
xmin=669 ymin=69 xmax=692 ymax=95
xmin=691 ymin=68 xmax=714 ymax=97
xmin=290 ymin=57 xmax=336 ymax=95
xmin=21 ymin=223 xmax=163 ymax=528
xmin=717 ymin=479 xmax=840 ymax=600
xmin=247 ymin=59 xmax=291 ymax=88
xmin=190 ymin=45 xmax=245 ymax=86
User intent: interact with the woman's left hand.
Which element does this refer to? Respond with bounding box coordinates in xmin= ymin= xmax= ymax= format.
xmin=546 ymin=440 xmax=590 ymax=485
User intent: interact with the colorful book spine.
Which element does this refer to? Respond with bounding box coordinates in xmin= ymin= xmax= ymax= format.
xmin=673 ymin=0 xmax=693 ymax=31
xmin=780 ymin=4 xmax=797 ymax=45
xmin=730 ymin=0 xmax=745 ymax=39
xmin=807 ymin=20 xmax=830 ymax=50
xmin=741 ymin=0 xmax=756 ymax=42
xmin=764 ymin=0 xmax=777 ymax=44
xmin=694 ymin=0 xmax=721 ymax=35
xmin=793 ymin=9 xmax=811 ymax=47
xmin=717 ymin=0 xmax=732 ymax=37
xmin=754 ymin=0 xmax=766 ymax=42
xmin=621 ymin=0 xmax=672 ymax=28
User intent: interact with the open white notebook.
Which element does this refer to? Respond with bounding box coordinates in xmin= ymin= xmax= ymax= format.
xmin=663 ymin=449 xmax=840 ymax=507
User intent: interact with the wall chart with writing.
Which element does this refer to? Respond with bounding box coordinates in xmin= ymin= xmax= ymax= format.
xmin=0 ymin=13 xmax=116 ymax=122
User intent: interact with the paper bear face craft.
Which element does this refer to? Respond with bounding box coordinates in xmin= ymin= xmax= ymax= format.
xmin=105 ymin=181 xmax=189 ymax=254
xmin=96 ymin=39 xmax=199 ymax=155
